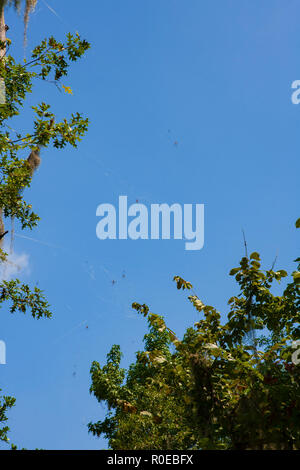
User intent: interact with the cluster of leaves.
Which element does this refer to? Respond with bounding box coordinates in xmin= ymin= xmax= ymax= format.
xmin=88 ymin=317 xmax=191 ymax=450
xmin=0 ymin=279 xmax=51 ymax=318
xmin=0 ymin=154 xmax=39 ymax=227
xmin=31 ymin=33 xmax=90 ymax=82
xmin=89 ymin=220 xmax=300 ymax=450
xmin=0 ymin=391 xmax=15 ymax=444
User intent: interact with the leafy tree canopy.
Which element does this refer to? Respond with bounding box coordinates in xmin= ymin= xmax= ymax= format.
xmin=89 ymin=220 xmax=300 ymax=450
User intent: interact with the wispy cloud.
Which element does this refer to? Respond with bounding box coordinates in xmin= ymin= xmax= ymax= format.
xmin=0 ymin=246 xmax=30 ymax=281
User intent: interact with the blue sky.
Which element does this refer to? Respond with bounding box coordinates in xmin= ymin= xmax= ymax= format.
xmin=0 ymin=0 xmax=299 ymax=449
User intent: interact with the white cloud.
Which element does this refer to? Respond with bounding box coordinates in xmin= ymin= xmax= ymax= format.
xmin=0 ymin=245 xmax=30 ymax=281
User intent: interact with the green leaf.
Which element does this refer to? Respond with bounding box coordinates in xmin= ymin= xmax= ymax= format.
xmin=229 ymin=268 xmax=239 ymax=275
xmin=277 ymin=270 xmax=287 ymax=277
xmin=293 ymin=272 xmax=300 ymax=283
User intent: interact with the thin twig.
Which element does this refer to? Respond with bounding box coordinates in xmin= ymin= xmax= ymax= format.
xmin=8 ymin=134 xmax=35 ymax=144
xmin=242 ymin=228 xmax=248 ymax=258
xmin=271 ymin=253 xmax=278 ymax=271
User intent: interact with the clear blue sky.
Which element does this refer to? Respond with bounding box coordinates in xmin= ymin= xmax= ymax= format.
xmin=0 ymin=0 xmax=299 ymax=449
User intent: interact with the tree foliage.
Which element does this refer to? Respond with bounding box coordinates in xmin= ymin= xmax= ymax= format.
xmin=89 ymin=221 xmax=300 ymax=450
xmin=0 ymin=391 xmax=15 ymax=444
xmin=0 ymin=18 xmax=90 ymax=445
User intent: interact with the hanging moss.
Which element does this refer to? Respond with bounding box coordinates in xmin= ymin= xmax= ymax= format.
xmin=23 ymin=0 xmax=37 ymax=43
xmin=0 ymin=0 xmax=37 ymax=44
